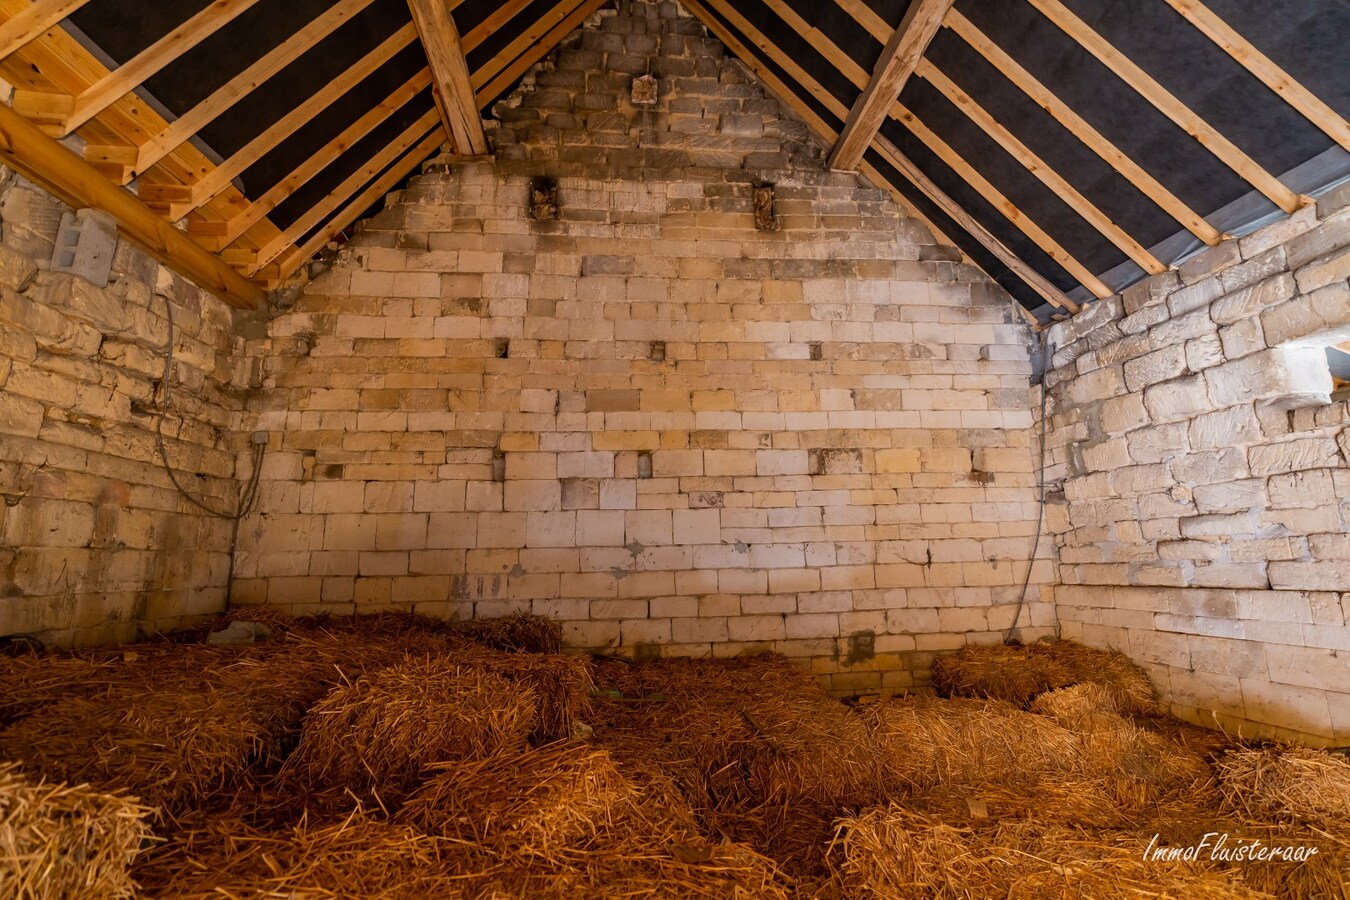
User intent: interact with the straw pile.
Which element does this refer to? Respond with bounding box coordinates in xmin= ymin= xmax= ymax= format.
xmin=827 ymin=804 xmax=1268 ymax=900
xmin=283 ymin=657 xmax=537 ymax=808
xmin=4 ymin=613 xmax=1347 ymax=899
xmin=0 ymin=763 xmax=152 ymax=899
xmin=932 ymin=639 xmax=1156 ymax=713
xmin=1217 ymin=747 xmax=1350 ymax=835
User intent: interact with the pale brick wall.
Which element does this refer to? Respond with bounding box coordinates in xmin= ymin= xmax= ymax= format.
xmin=0 ymin=170 xmax=257 ymax=646
xmin=1045 ymin=183 xmax=1350 ymax=745
xmin=236 ymin=0 xmax=1053 ymax=693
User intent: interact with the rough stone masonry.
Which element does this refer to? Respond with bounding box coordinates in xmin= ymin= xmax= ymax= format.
xmin=234 ymin=0 xmax=1054 ymax=694
xmin=1045 ymin=181 xmax=1350 ymax=746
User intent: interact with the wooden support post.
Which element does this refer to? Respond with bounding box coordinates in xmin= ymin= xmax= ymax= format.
xmin=0 ymin=100 xmax=263 ymax=308
xmin=407 ymin=0 xmax=487 ymax=155
xmin=829 ymin=0 xmax=952 ymax=171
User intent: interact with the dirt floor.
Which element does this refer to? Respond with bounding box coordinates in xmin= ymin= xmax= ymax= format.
xmin=1 ymin=612 xmax=1346 ymax=898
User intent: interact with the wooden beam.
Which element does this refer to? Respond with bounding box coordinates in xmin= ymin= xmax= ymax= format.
xmin=829 ymin=0 xmax=952 ymax=171
xmin=407 ymin=0 xmax=486 ymax=155
xmin=187 ymin=21 xmax=418 ymax=212
xmin=462 ymin=0 xmax=533 ymax=50
xmin=63 ymin=0 xmax=264 ymax=136
xmin=833 ymin=0 xmax=890 ymax=43
xmin=945 ymin=10 xmax=1222 ymax=247
xmin=196 ymin=68 xmax=433 ymax=250
xmin=684 ymin=0 xmax=1074 ymax=313
xmin=125 ymin=0 xmax=375 ymax=183
xmin=1026 ymin=0 xmax=1304 ymax=215
xmin=706 ymin=0 xmax=1104 ymax=301
xmin=250 ymin=108 xmax=441 ymax=273
xmin=277 ymin=127 xmax=446 ymax=281
xmin=919 ymin=60 xmax=1166 ymax=275
xmin=0 ymin=0 xmax=93 ymax=59
xmin=0 ymin=99 xmax=262 ymax=308
xmin=1163 ymin=0 xmax=1350 ymax=153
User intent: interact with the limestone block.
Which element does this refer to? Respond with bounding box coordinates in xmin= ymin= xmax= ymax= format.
xmin=1124 ymin=345 xmax=1186 ymax=392
xmin=1142 ymin=374 xmax=1211 ymax=424
xmin=1188 ymin=404 xmax=1261 ymax=450
xmin=1248 ymin=437 xmax=1340 ymax=476
xmin=1209 ymin=272 xmax=1297 ymax=325
xmin=1204 ymin=345 xmax=1331 ymax=410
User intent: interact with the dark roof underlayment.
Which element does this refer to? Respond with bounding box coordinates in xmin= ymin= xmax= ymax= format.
xmin=7 ymin=0 xmax=1347 ymax=321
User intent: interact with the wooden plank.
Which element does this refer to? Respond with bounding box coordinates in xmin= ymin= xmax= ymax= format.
xmin=196 ymin=68 xmax=433 ymax=250
xmin=1027 ymin=0 xmax=1304 ymax=215
xmin=250 ymin=108 xmax=442 ymax=273
xmin=187 ymin=21 xmax=418 ymax=211
xmin=64 ymin=0 xmax=265 ymax=136
xmin=0 ymin=0 xmax=92 ymax=59
xmin=919 ymin=60 xmax=1166 ymax=275
xmin=706 ymin=0 xmax=1104 ymax=301
xmin=1164 ymin=0 xmax=1350 ymax=153
xmin=276 ymin=127 xmax=446 ymax=280
xmin=945 ymin=10 xmax=1222 ymax=247
xmin=829 ymin=0 xmax=953 ymax=171
xmin=408 ymin=0 xmax=487 ymax=155
xmin=0 ymin=99 xmax=262 ymax=308
xmin=892 ymin=100 xmax=1111 ymax=299
xmin=685 ymin=0 xmax=1072 ymax=313
xmin=126 ymin=0 xmax=376 ymax=183
xmin=462 ymin=0 xmax=533 ymax=50
xmin=871 ymin=135 xmax=1077 ymax=312
xmin=832 ymin=0 xmax=889 ymax=43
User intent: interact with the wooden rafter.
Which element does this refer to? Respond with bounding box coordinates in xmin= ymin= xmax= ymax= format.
xmin=407 ymin=0 xmax=487 ymax=155
xmin=0 ymin=99 xmax=262 ymax=308
xmin=918 ymin=61 xmax=1166 ymax=275
xmin=944 ymin=10 xmax=1222 ymax=247
xmin=186 ymin=21 xmax=418 ymax=214
xmin=1027 ymin=0 xmax=1304 ymax=215
xmin=278 ymin=127 xmax=447 ymax=279
xmin=250 ymin=108 xmax=442 ymax=273
xmin=60 ymin=0 xmax=264 ymax=136
xmin=1163 ymin=0 xmax=1350 ymax=153
xmin=109 ymin=0 xmax=376 ymax=184
xmin=725 ymin=0 xmax=1108 ymax=300
xmin=0 ymin=0 xmax=91 ymax=59
xmin=191 ymin=69 xmax=433 ymax=250
xmin=684 ymin=0 xmax=1075 ymax=314
xmin=829 ymin=0 xmax=952 ymax=171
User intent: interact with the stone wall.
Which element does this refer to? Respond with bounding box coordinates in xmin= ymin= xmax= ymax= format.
xmin=0 ymin=170 xmax=256 ymax=647
xmin=1045 ymin=183 xmax=1350 ymax=745
xmin=235 ymin=0 xmax=1053 ymax=694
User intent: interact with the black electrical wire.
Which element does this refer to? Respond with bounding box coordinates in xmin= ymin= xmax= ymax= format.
xmin=154 ymin=292 xmax=264 ymax=522
xmin=1006 ymin=330 xmax=1050 ymax=646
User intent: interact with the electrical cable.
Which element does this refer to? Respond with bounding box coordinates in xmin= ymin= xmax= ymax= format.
xmin=1006 ymin=329 xmax=1050 ymax=645
xmin=154 ymin=292 xmax=264 ymax=522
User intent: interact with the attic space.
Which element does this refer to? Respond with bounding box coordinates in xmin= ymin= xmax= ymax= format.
xmin=0 ymin=0 xmax=1348 ymax=895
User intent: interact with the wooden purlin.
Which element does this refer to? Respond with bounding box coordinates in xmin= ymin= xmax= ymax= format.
xmin=0 ymin=100 xmax=263 ymax=308
xmin=684 ymin=0 xmax=1075 ymax=314
xmin=828 ymin=0 xmax=953 ymax=172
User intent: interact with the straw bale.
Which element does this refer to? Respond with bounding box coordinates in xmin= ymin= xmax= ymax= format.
xmin=828 ymin=804 xmax=1269 ymax=900
xmin=1218 ymin=747 xmax=1350 ymax=836
xmin=587 ymin=655 xmax=882 ymax=885
xmin=450 ymin=613 xmax=562 ymax=654
xmin=865 ymin=695 xmax=1081 ymax=792
xmin=284 ymin=657 xmax=536 ymax=808
xmin=0 ymin=763 xmax=152 ymax=900
xmin=932 ymin=640 xmax=1156 ymax=714
xmin=397 ymin=742 xmax=636 ymax=857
